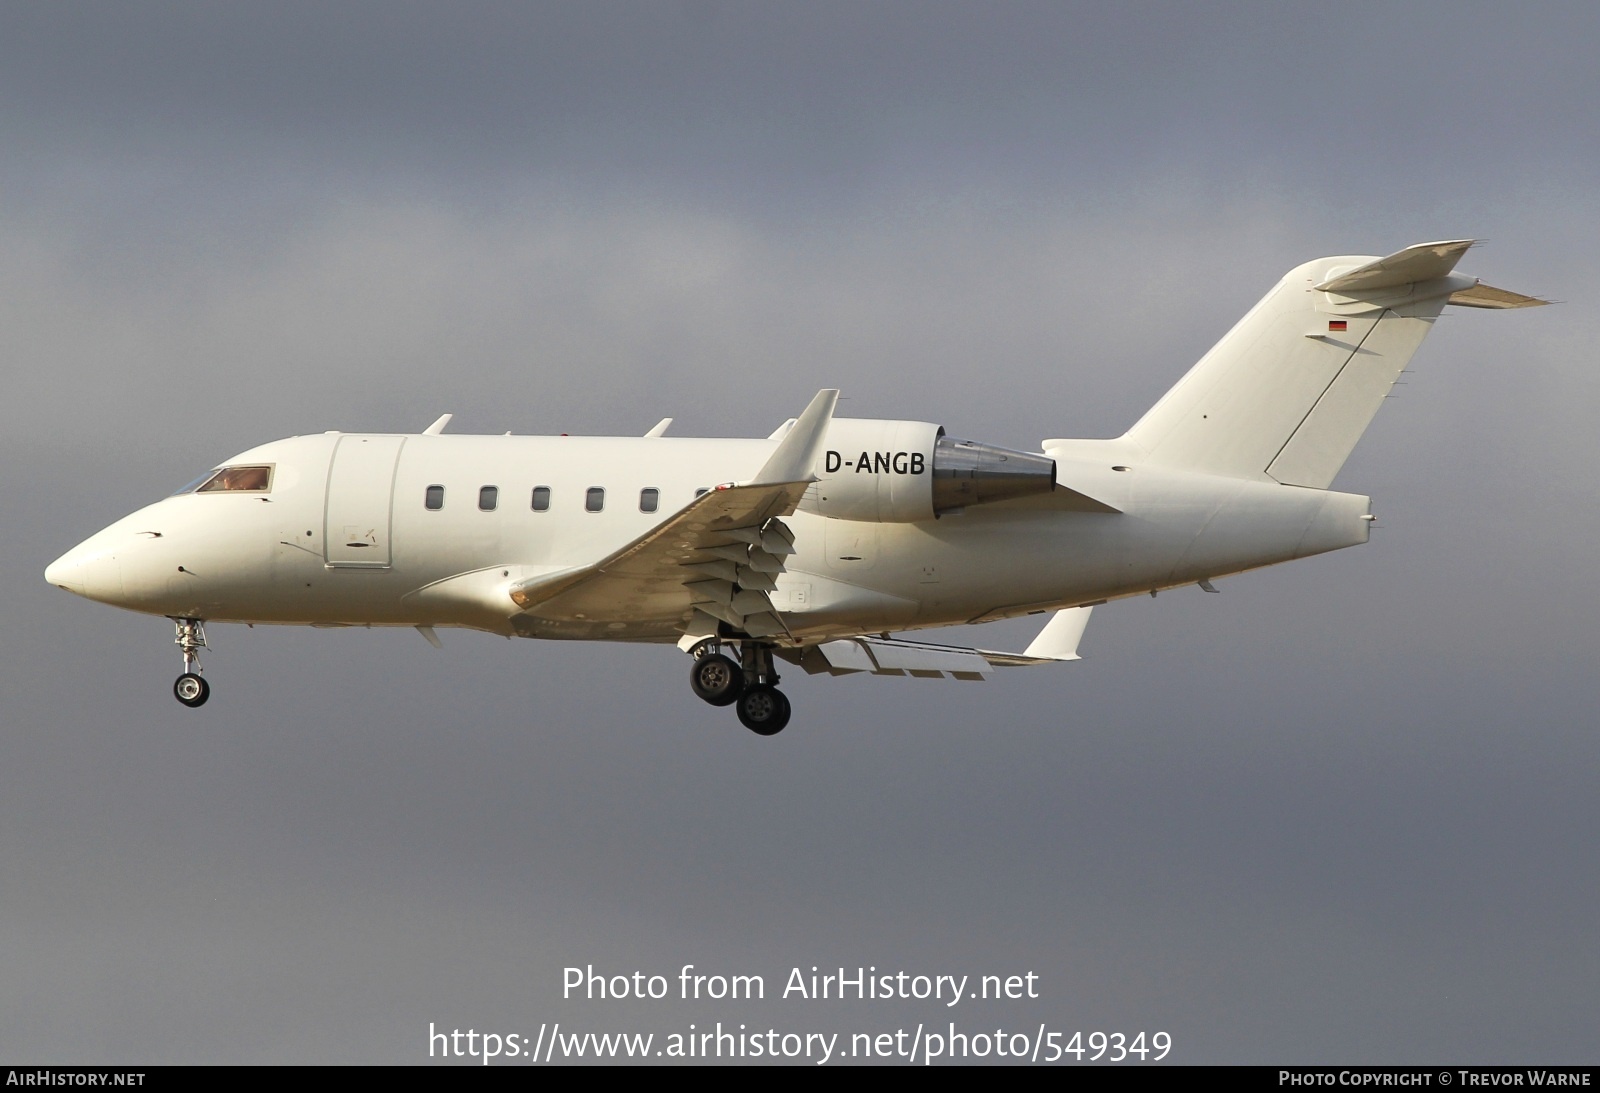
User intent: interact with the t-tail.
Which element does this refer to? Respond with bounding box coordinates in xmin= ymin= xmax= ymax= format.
xmin=1122 ymin=240 xmax=1544 ymax=488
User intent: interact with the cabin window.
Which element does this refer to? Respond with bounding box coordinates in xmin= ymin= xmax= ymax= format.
xmin=531 ymin=486 xmax=550 ymax=512
xmin=193 ymin=465 xmax=273 ymax=494
xmin=479 ymin=486 xmax=498 ymax=511
xmin=425 ymin=485 xmax=444 ymax=510
xmin=639 ymin=487 xmax=659 ymax=513
xmin=586 ymin=487 xmax=605 ymax=513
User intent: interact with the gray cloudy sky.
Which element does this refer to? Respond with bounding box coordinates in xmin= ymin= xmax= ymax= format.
xmin=6 ymin=1 xmax=1598 ymax=1065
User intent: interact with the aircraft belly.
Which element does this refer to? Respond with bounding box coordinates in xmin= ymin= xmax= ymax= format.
xmin=780 ymin=479 xmax=1371 ymax=632
xmin=527 ymin=586 xmax=689 ymax=622
xmin=510 ymin=616 xmax=686 ymax=642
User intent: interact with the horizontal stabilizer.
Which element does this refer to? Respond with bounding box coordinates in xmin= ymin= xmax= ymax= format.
xmin=1314 ymin=239 xmax=1474 ymax=293
xmin=1447 ymin=282 xmax=1549 ymax=309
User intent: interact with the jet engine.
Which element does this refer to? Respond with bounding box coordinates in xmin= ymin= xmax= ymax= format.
xmin=802 ymin=417 xmax=1056 ymax=523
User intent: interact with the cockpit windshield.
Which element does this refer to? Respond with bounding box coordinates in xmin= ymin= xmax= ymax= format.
xmin=175 ymin=465 xmax=274 ymax=495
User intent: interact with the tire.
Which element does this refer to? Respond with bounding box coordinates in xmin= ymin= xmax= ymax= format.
xmin=736 ymin=685 xmax=790 ymax=736
xmin=174 ymin=673 xmax=210 ymax=708
xmin=689 ymin=653 xmax=743 ymax=707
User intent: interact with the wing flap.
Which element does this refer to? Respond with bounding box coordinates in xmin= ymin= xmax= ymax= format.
xmin=802 ymin=608 xmax=1093 ymax=679
xmin=508 ymin=479 xmax=809 ymax=615
xmin=507 ymin=389 xmax=840 ymax=635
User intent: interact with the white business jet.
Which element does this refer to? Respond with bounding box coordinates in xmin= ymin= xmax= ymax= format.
xmin=45 ymin=240 xmax=1541 ymax=735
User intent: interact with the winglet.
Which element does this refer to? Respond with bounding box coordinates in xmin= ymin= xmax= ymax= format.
xmin=751 ymin=389 xmax=838 ymax=484
xmin=422 ymin=414 xmax=453 ymax=436
xmin=1022 ymin=606 xmax=1093 ymax=661
xmin=802 ymin=608 xmax=1095 ymax=677
xmin=644 ymin=418 xmax=673 ymax=437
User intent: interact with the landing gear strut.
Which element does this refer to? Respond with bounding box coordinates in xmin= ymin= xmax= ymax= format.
xmin=171 ymin=617 xmax=210 ymax=708
xmin=687 ymin=639 xmax=791 ymax=735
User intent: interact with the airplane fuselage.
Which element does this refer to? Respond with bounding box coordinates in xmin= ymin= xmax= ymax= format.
xmin=48 ymin=428 xmax=1371 ymax=644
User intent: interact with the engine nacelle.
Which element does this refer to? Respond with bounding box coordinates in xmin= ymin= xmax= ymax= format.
xmin=802 ymin=418 xmax=1057 ymax=523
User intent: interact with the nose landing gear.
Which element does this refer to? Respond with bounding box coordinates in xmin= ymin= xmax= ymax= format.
xmin=688 ymin=639 xmax=791 ymax=735
xmin=171 ymin=617 xmax=210 ymax=708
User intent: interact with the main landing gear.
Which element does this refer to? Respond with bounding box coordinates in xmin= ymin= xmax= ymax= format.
xmin=171 ymin=617 xmax=210 ymax=708
xmin=688 ymin=640 xmax=791 ymax=736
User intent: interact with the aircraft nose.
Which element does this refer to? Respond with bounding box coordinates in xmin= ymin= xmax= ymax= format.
xmin=43 ymin=552 xmax=83 ymax=593
xmin=44 ymin=539 xmax=122 ymax=603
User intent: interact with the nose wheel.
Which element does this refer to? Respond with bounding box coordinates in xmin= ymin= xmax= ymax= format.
xmin=686 ymin=639 xmax=791 ymax=735
xmin=171 ymin=617 xmax=211 ymax=708
xmin=174 ymin=672 xmax=210 ymax=707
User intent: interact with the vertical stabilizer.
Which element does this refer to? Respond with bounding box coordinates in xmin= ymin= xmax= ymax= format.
xmin=1123 ymin=241 xmax=1497 ymax=488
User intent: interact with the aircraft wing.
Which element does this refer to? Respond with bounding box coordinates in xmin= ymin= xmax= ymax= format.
xmin=508 ymin=390 xmax=839 ymax=639
xmin=509 ymin=479 xmax=809 ymax=635
xmin=781 ymin=606 xmax=1093 ymax=680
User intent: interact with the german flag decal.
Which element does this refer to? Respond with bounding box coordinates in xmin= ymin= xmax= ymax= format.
xmin=1328 ymin=320 xmax=1348 ymax=332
